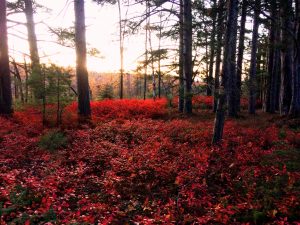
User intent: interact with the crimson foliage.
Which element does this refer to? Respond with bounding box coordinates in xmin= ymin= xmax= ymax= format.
xmin=0 ymin=98 xmax=299 ymax=224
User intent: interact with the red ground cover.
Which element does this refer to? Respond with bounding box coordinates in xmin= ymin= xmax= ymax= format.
xmin=0 ymin=97 xmax=299 ymax=224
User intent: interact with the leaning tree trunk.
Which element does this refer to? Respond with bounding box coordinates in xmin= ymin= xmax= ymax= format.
xmin=290 ymin=0 xmax=300 ymax=117
xmin=0 ymin=0 xmax=13 ymax=115
xmin=248 ymin=0 xmax=260 ymax=114
xmin=236 ymin=0 xmax=247 ymax=112
xmin=279 ymin=0 xmax=293 ymax=115
xmin=213 ymin=0 xmax=225 ymax=112
xmin=74 ymin=0 xmax=91 ymax=118
xmin=212 ymin=0 xmax=238 ymax=144
xmin=183 ymin=0 xmax=193 ymax=115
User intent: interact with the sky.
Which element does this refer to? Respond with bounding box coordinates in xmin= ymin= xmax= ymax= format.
xmin=7 ymin=0 xmax=169 ymax=73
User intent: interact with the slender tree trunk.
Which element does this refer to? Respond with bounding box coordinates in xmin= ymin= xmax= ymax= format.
xmin=148 ymin=14 xmax=156 ymax=100
xmin=236 ymin=0 xmax=247 ymax=111
xmin=143 ymin=0 xmax=149 ymax=100
xmin=117 ymin=0 xmax=124 ymax=99
xmin=213 ymin=0 xmax=225 ymax=112
xmin=207 ymin=0 xmax=217 ymax=96
xmin=178 ymin=0 xmax=184 ymax=112
xmin=290 ymin=0 xmax=300 ymax=117
xmin=274 ymin=48 xmax=281 ymax=111
xmin=212 ymin=0 xmax=238 ymax=144
xmin=24 ymin=0 xmax=40 ymax=70
xmin=183 ymin=0 xmax=193 ymax=114
xmin=56 ymin=69 xmax=61 ymax=126
xmin=279 ymin=0 xmax=293 ymax=115
xmin=158 ymin=13 xmax=162 ymax=99
xmin=205 ymin=34 xmax=209 ymax=92
xmin=14 ymin=75 xmax=19 ymax=100
xmin=248 ymin=0 xmax=261 ymax=114
xmin=0 ymin=0 xmax=13 ymax=115
xmin=74 ymin=0 xmax=91 ymax=117
xmin=24 ymin=57 xmax=29 ymax=103
xmin=12 ymin=59 xmax=24 ymax=103
xmin=42 ymin=66 xmax=46 ymax=125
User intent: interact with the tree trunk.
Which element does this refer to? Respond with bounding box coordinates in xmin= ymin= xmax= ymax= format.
xmin=56 ymin=69 xmax=61 ymax=126
xmin=290 ymin=0 xmax=300 ymax=117
xmin=213 ymin=0 xmax=225 ymax=112
xmin=24 ymin=57 xmax=29 ymax=103
xmin=74 ymin=0 xmax=91 ymax=117
xmin=207 ymin=0 xmax=217 ymax=96
xmin=12 ymin=59 xmax=24 ymax=103
xmin=248 ymin=0 xmax=260 ymax=114
xmin=236 ymin=0 xmax=247 ymax=111
xmin=158 ymin=14 xmax=162 ymax=98
xmin=143 ymin=0 xmax=149 ymax=100
xmin=266 ymin=0 xmax=277 ymax=113
xmin=0 ymin=0 xmax=13 ymax=115
xmin=279 ymin=0 xmax=293 ymax=115
xmin=117 ymin=0 xmax=124 ymax=99
xmin=24 ymin=0 xmax=40 ymax=70
xmin=178 ymin=0 xmax=184 ymax=112
xmin=226 ymin=0 xmax=239 ymax=117
xmin=212 ymin=0 xmax=238 ymax=144
xmin=183 ymin=0 xmax=193 ymax=115
xmin=148 ymin=12 xmax=156 ymax=100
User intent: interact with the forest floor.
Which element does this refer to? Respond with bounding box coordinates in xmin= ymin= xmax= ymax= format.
xmin=0 ymin=97 xmax=300 ymax=224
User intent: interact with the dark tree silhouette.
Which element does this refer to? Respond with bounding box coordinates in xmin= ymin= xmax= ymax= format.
xmin=0 ymin=0 xmax=13 ymax=115
xmin=74 ymin=0 xmax=91 ymax=118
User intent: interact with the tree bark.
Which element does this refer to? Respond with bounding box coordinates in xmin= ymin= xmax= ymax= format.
xmin=148 ymin=12 xmax=156 ymax=100
xmin=226 ymin=0 xmax=239 ymax=117
xmin=117 ymin=0 xmax=124 ymax=99
xmin=248 ymin=0 xmax=261 ymax=114
xmin=236 ymin=0 xmax=247 ymax=111
xmin=213 ymin=0 xmax=225 ymax=112
xmin=178 ymin=0 xmax=184 ymax=112
xmin=265 ymin=0 xmax=277 ymax=113
xmin=183 ymin=0 xmax=193 ymax=115
xmin=12 ymin=59 xmax=24 ymax=103
xmin=24 ymin=0 xmax=40 ymax=70
xmin=207 ymin=0 xmax=217 ymax=96
xmin=290 ymin=0 xmax=300 ymax=117
xmin=143 ymin=0 xmax=149 ymax=100
xmin=0 ymin=0 xmax=13 ymax=115
xmin=24 ymin=57 xmax=29 ymax=103
xmin=212 ymin=0 xmax=238 ymax=144
xmin=158 ymin=13 xmax=162 ymax=98
xmin=279 ymin=0 xmax=293 ymax=115
xmin=74 ymin=0 xmax=91 ymax=117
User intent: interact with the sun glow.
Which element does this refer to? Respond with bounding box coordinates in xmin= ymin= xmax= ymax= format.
xmin=7 ymin=0 xmax=157 ymax=73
